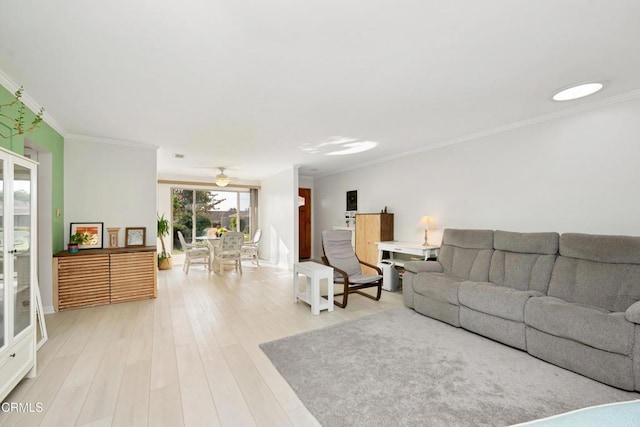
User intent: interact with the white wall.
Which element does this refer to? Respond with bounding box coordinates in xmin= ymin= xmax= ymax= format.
xmin=65 ymin=137 xmax=157 ymax=248
xmin=313 ymin=96 xmax=640 ymax=257
xmin=260 ymin=166 xmax=299 ymax=269
xmin=299 ymin=175 xmax=314 ymax=189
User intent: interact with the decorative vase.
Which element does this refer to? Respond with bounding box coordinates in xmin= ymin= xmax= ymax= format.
xmin=68 ymin=243 xmax=79 ymax=253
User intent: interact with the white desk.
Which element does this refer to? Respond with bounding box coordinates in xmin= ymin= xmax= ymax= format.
xmin=294 ymin=262 xmax=334 ymax=315
xmin=376 ymin=241 xmax=440 ymax=267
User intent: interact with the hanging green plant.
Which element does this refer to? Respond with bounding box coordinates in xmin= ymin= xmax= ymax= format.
xmin=0 ymin=86 xmax=45 ymax=139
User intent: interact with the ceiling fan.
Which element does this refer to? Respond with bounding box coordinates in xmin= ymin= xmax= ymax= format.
xmin=192 ymin=164 xmax=235 ymax=187
xmin=215 ymin=167 xmax=230 ymax=187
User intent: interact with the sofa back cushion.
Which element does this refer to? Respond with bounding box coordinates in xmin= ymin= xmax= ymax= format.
xmin=489 ymin=230 xmax=559 ymax=293
xmin=548 ymin=233 xmax=640 ymax=312
xmin=438 ymin=229 xmax=494 ymax=281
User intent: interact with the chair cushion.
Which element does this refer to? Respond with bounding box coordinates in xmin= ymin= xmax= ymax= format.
xmin=494 ymin=230 xmax=559 ymax=255
xmin=548 ymin=256 xmax=640 ymax=313
xmin=412 ymin=272 xmax=464 ymax=305
xmin=459 ymin=281 xmax=542 ymax=322
xmin=349 ymin=274 xmax=382 ymax=284
xmin=488 ymin=230 xmax=558 ymax=293
xmin=525 ymin=296 xmax=634 ymax=355
xmin=443 ymin=229 xmax=494 ymax=249
xmin=219 ymin=251 xmax=240 ymax=257
xmin=560 ymin=233 xmax=640 ymax=264
xmin=546 ymin=233 xmax=640 ymax=313
xmin=187 ymin=247 xmax=210 ymax=256
xmin=322 ymin=230 xmax=362 ymax=276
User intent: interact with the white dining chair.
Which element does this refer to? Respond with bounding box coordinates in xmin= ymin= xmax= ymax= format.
xmin=177 ymin=230 xmax=210 ymax=274
xmin=212 ymin=231 xmax=244 ymax=274
xmin=241 ymin=228 xmax=262 ymax=266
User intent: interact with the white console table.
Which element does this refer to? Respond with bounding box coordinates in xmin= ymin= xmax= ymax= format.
xmin=377 ymin=241 xmax=440 ymax=267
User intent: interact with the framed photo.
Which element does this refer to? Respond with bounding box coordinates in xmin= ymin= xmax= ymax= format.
xmin=70 ymin=222 xmax=104 ymax=250
xmin=125 ymin=227 xmax=146 ymax=247
xmin=346 ymin=190 xmax=358 ymax=211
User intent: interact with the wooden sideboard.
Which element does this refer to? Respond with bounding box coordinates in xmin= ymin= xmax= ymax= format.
xmin=53 ymin=246 xmax=157 ymax=311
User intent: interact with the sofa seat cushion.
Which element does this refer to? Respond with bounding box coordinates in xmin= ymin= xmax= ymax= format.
xmin=412 ymin=272 xmax=465 ymax=305
xmin=334 ymin=274 xmax=382 ymax=285
xmin=525 ymin=296 xmax=634 ymax=355
xmin=459 ymin=281 xmax=543 ymax=322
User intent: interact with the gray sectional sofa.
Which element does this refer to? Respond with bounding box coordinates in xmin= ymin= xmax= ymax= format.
xmin=403 ymin=228 xmax=640 ymax=391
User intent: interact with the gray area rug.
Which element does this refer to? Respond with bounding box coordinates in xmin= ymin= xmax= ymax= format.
xmin=260 ymin=308 xmax=639 ymax=426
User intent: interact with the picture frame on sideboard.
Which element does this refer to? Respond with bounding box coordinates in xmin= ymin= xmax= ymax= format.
xmin=125 ymin=227 xmax=146 ymax=247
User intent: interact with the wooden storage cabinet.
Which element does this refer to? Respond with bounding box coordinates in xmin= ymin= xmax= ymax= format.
xmin=355 ymin=213 xmax=394 ymax=274
xmin=54 ymin=254 xmax=110 ymax=311
xmin=53 ymin=247 xmax=157 ymax=311
xmin=110 ymin=251 xmax=157 ymax=303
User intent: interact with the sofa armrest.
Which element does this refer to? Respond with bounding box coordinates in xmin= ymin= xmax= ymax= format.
xmin=625 ymin=301 xmax=640 ymax=324
xmin=404 ymin=261 xmax=443 ymax=274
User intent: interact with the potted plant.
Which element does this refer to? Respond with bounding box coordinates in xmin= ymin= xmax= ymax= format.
xmin=157 ymin=213 xmax=173 ymax=270
xmin=68 ymin=232 xmax=89 ymax=253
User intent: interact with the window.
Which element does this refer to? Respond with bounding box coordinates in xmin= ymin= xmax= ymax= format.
xmin=171 ymin=187 xmax=256 ymax=251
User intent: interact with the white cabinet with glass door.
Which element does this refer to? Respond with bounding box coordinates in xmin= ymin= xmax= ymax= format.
xmin=0 ymin=146 xmax=37 ymax=402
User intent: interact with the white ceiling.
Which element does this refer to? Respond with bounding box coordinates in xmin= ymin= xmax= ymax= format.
xmin=2 ymin=1 xmax=640 ymax=182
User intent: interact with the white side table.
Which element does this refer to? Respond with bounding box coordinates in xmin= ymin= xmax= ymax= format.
xmin=294 ymin=262 xmax=334 ymax=315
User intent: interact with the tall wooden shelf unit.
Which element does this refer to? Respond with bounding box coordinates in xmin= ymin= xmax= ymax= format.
xmin=355 ymin=213 xmax=394 ymax=274
xmin=53 ymin=247 xmax=157 ymax=311
xmin=0 ymin=148 xmax=38 ymax=402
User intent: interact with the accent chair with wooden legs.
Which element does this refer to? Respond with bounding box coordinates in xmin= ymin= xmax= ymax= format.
xmin=321 ymin=229 xmax=383 ymax=308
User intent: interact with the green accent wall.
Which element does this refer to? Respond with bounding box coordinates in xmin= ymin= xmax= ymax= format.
xmin=1 ymin=84 xmax=65 ymax=253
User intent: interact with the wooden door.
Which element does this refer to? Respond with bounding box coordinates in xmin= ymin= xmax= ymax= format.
xmin=299 ymin=188 xmax=312 ymax=259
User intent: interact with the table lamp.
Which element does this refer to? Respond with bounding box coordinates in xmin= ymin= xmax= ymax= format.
xmin=420 ymin=216 xmax=436 ymax=247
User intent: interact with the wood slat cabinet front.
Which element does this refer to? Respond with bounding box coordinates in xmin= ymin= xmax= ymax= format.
xmin=110 ymin=251 xmax=157 ymax=303
xmin=54 ymin=254 xmax=110 ymax=311
xmin=53 ymin=247 xmax=157 ymax=311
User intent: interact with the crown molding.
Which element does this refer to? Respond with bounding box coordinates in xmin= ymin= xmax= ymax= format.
xmin=66 ymin=133 xmax=159 ymax=150
xmin=0 ymin=69 xmax=69 ymax=137
xmin=316 ymin=89 xmax=640 ymax=179
xmin=157 ymin=179 xmax=260 ymax=190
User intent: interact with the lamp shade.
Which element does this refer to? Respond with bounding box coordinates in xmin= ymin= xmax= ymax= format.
xmin=419 ymin=216 xmax=436 ymax=230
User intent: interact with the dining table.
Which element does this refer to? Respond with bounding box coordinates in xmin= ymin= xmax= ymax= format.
xmin=195 ymin=235 xmax=221 ymax=269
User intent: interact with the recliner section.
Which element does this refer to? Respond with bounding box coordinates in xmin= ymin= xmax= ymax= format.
xmin=403 ymin=229 xmax=640 ymax=391
xmin=404 ymin=229 xmax=493 ymax=327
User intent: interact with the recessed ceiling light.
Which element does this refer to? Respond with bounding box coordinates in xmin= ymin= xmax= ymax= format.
xmin=552 ymin=82 xmax=603 ymax=102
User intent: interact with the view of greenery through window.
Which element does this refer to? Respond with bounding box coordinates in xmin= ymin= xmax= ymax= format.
xmin=171 ymin=188 xmax=251 ymax=251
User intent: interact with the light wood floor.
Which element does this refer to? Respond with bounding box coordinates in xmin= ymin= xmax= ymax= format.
xmin=1 ymin=257 xmax=403 ymax=426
